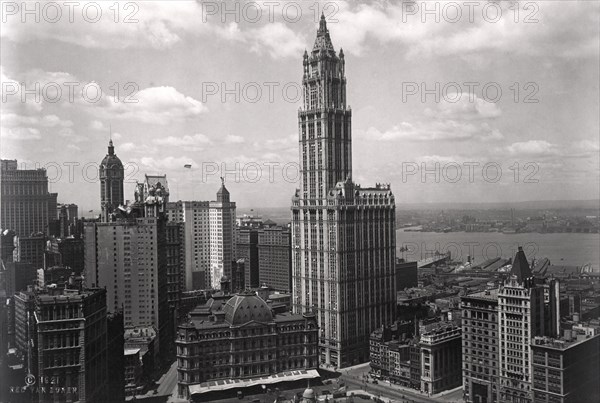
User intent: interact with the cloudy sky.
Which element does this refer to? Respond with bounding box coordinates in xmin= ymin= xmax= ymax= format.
xmin=1 ymin=0 xmax=598 ymax=212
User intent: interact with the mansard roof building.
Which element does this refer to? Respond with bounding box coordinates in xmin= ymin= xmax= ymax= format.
xmin=176 ymin=290 xmax=318 ymax=399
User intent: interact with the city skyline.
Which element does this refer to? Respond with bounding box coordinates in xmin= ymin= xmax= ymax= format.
xmin=1 ymin=3 xmax=600 ymax=402
xmin=1 ymin=1 xmax=598 ymax=211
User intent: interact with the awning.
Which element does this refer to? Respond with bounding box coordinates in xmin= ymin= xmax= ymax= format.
xmin=189 ymin=369 xmax=320 ymax=396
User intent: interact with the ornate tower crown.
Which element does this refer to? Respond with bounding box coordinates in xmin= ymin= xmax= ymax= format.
xmin=313 ymin=13 xmax=335 ymax=54
xmin=298 ymin=15 xmax=351 ymax=198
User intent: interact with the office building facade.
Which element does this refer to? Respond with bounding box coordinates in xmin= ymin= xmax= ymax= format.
xmin=236 ymin=227 xmax=259 ymax=289
xmin=166 ymin=182 xmax=236 ymax=291
xmin=462 ymin=289 xmax=500 ymax=403
xmin=420 ymin=323 xmax=462 ymax=394
xmin=291 ymin=15 xmax=397 ymax=368
xmin=531 ymin=326 xmax=600 ymax=403
xmin=498 ymin=247 xmax=547 ymax=403
xmin=34 ymin=288 xmax=108 ymax=402
xmin=176 ymin=290 xmax=318 ymax=399
xmin=258 ymin=226 xmax=291 ymax=292
xmin=0 ymin=159 xmax=58 ymax=238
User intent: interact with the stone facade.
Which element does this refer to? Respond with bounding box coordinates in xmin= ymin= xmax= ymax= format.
xmin=176 ymin=291 xmax=318 ymax=399
xmin=291 ymin=14 xmax=396 ymax=369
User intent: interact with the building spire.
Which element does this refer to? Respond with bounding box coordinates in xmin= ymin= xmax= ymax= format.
xmin=108 ymin=124 xmax=114 ymax=155
xmin=319 ymin=12 xmax=327 ymax=32
xmin=313 ymin=12 xmax=335 ymax=53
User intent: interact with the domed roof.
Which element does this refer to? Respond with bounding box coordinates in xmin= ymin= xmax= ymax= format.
xmin=100 ymin=140 xmax=123 ymax=169
xmin=223 ymin=291 xmax=273 ymax=325
xmin=302 ymin=388 xmax=315 ymax=399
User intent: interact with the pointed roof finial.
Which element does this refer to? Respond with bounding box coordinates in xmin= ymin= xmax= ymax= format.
xmin=108 ymin=125 xmax=115 ymax=155
xmin=313 ymin=12 xmax=335 ymax=53
xmin=319 ymin=12 xmax=327 ymax=32
xmin=220 ymin=176 xmax=225 ymax=186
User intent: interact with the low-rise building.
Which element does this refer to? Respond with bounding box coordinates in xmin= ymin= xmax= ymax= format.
xmin=420 ymin=321 xmax=462 ymax=395
xmin=176 ymin=290 xmax=318 ymax=399
xmin=124 ymin=348 xmax=143 ymax=397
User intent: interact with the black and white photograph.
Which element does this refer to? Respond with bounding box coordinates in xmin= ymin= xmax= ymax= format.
xmin=0 ymin=1 xmax=599 ymax=402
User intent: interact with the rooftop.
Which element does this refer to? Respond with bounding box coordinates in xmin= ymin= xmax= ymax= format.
xmin=124 ymin=348 xmax=141 ymax=356
xmin=510 ymin=246 xmax=533 ymax=282
xmin=463 ymin=288 xmax=499 ymax=302
xmin=532 ymin=332 xmax=599 ymax=350
xmin=223 ymin=291 xmax=273 ymax=325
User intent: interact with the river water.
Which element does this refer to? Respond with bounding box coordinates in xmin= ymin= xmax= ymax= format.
xmin=396 ymin=229 xmax=600 ymax=269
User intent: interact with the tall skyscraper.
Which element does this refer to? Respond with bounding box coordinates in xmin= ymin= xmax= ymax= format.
xmin=498 ymin=247 xmax=546 ymax=403
xmin=84 ymin=217 xmax=167 ymax=331
xmin=1 ymin=159 xmax=58 ymax=237
xmin=166 ymin=180 xmax=236 ymax=291
xmin=84 ymin=145 xmax=170 ymax=362
xmin=166 ymin=200 xmax=210 ymax=290
xmin=291 ymin=15 xmax=397 ymax=368
xmin=210 ymin=179 xmax=236 ymax=289
xmin=99 ymin=140 xmax=124 ymax=222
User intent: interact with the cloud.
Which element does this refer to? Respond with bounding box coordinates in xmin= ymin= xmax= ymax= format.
xmin=249 ymin=23 xmax=306 ymax=59
xmin=571 ymin=140 xmax=600 ymax=155
xmin=153 ymin=133 xmax=212 ymax=147
xmin=426 ymin=93 xmax=502 ymax=120
xmin=137 ymin=156 xmax=198 ymax=172
xmin=1 ymin=2 xmax=195 ymax=50
xmin=89 ymin=120 xmax=106 ymax=131
xmin=1 ymin=127 xmax=41 ymax=140
xmin=1 ymin=67 xmax=84 ymax=112
xmin=364 ymin=120 xmax=503 ymax=142
xmin=330 ymin=1 xmax=599 ymax=59
xmin=506 ymin=140 xmax=559 ymax=157
xmin=0 ymin=2 xmax=304 ymax=59
xmin=119 ymin=142 xmax=137 ymax=152
xmin=1 ymin=113 xmax=73 ymax=128
xmin=1 ymin=65 xmax=42 ymax=112
xmin=95 ymin=86 xmax=207 ymax=124
xmin=258 ymin=134 xmax=297 ymax=151
xmin=224 ymin=135 xmax=245 ymax=144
